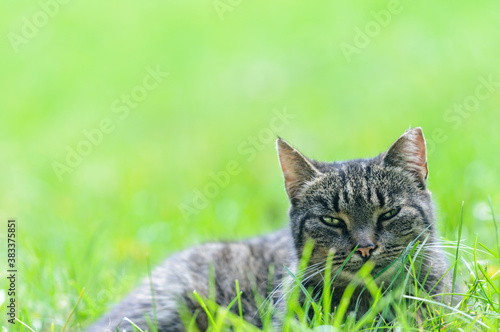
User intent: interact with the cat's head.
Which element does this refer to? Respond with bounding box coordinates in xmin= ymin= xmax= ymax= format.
xmin=276 ymin=128 xmax=435 ymax=284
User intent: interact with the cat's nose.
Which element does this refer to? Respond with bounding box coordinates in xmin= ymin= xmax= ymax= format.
xmin=355 ymin=243 xmax=376 ymax=258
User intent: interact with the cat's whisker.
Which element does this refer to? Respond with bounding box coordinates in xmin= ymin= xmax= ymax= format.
xmin=265 ymin=262 xmax=346 ymax=315
xmin=423 ymin=245 xmax=491 ymax=257
xmin=260 ymin=260 xmax=335 ymax=314
xmin=272 ymin=271 xmax=323 ymax=312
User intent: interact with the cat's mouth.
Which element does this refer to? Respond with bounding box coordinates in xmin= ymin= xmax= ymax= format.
xmin=307 ymin=248 xmax=405 ymax=279
xmin=329 ymin=261 xmax=398 ymax=284
xmin=332 ymin=253 xmax=403 ymax=274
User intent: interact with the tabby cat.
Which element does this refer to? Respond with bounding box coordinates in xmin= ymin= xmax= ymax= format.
xmin=89 ymin=128 xmax=452 ymax=331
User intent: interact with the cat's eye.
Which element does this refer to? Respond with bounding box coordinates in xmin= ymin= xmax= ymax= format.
xmin=320 ymin=216 xmax=344 ymax=227
xmin=378 ymin=207 xmax=401 ymax=222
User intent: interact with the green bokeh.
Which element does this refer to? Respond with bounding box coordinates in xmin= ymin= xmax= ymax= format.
xmin=1 ymin=0 xmax=499 ymax=329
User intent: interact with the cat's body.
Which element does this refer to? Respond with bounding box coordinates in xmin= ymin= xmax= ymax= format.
xmin=89 ymin=128 xmax=453 ymax=331
xmin=92 ymin=230 xmax=293 ymax=331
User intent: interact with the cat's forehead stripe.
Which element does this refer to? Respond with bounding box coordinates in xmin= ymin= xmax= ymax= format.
xmin=342 ymin=188 xmax=350 ymax=205
xmin=376 ymin=189 xmax=385 ymax=207
xmin=332 ymin=192 xmax=340 ymax=212
xmin=360 ymin=167 xmax=370 ymax=202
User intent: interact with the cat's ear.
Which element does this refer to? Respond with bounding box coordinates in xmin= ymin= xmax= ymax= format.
xmin=276 ymin=137 xmax=321 ymax=202
xmin=382 ymin=127 xmax=428 ymax=188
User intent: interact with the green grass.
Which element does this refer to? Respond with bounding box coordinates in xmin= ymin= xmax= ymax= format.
xmin=115 ymin=226 xmax=500 ymax=332
xmin=0 ymin=0 xmax=499 ymax=330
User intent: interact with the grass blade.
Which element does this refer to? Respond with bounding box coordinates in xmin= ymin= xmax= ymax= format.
xmin=61 ymin=287 xmax=85 ymax=332
xmin=235 ymin=279 xmax=243 ymax=321
xmin=488 ymin=196 xmax=500 ymax=256
xmin=451 ymin=201 xmax=464 ymax=305
xmin=193 ymin=290 xmax=217 ymax=328
xmin=15 ymin=318 xmax=36 ymax=332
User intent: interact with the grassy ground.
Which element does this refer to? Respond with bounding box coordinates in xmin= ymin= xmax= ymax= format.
xmin=0 ymin=0 xmax=499 ymax=330
xmin=176 ymin=234 xmax=500 ymax=332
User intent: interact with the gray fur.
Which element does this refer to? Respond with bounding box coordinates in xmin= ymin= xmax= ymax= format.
xmin=88 ymin=128 xmax=452 ymax=331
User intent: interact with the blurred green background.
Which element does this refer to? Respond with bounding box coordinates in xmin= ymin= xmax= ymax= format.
xmin=1 ymin=0 xmax=499 ymax=330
